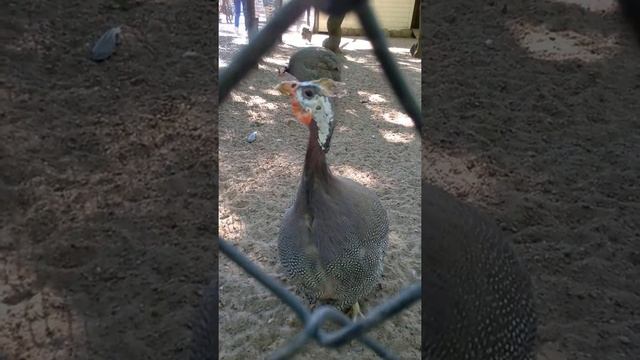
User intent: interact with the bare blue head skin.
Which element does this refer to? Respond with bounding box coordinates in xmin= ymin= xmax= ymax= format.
xmin=276 ymin=79 xmax=347 ymax=153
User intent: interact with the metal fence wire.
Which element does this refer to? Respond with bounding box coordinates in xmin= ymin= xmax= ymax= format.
xmin=218 ymin=0 xmax=424 ymax=358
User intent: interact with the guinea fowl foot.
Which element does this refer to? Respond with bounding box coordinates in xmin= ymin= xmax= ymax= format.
xmin=347 ymin=301 xmax=365 ymax=321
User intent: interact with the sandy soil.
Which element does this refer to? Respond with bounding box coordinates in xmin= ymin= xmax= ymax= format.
xmin=423 ymin=0 xmax=639 ymax=359
xmin=1 ymin=1 xmax=217 ymax=359
xmin=218 ymin=9 xmax=422 ymax=360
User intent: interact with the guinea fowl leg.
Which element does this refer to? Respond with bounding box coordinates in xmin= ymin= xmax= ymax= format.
xmin=347 ymin=301 xmax=365 ymax=321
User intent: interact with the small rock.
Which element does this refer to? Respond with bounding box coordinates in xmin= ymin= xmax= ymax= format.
xmin=182 ymin=50 xmax=199 ymax=58
xmin=485 ymin=39 xmax=494 ymax=48
xmin=90 ymin=26 xmax=122 ymax=62
xmin=247 ymin=131 xmax=257 ymax=143
xmin=619 ymin=336 xmax=631 ymax=344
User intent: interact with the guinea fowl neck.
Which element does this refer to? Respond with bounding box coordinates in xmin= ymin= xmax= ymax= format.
xmin=303 ymin=122 xmax=332 ymax=186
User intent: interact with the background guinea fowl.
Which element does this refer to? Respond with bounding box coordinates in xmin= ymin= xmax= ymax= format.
xmin=282 ymin=47 xmax=342 ymax=82
xmin=422 ymin=182 xmax=537 ymax=359
xmin=188 ymin=279 xmax=217 ymax=360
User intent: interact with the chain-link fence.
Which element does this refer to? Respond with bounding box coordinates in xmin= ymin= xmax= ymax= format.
xmin=218 ymin=0 xmax=423 ymax=358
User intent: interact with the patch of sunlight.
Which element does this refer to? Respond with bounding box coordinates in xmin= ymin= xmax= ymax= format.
xmin=282 ymin=31 xmax=316 ymax=48
xmin=262 ymin=87 xmax=285 ymax=97
xmin=344 ymin=55 xmax=369 ymax=64
xmin=220 ymin=152 xmax=300 ymax=195
xmin=344 ymin=54 xmax=382 ymax=72
xmin=397 ymin=57 xmax=422 ymax=65
xmin=381 ymin=110 xmax=414 ymax=128
xmin=219 ymin=26 xmax=238 ymax=37
xmin=340 ymin=37 xmax=374 ymax=51
xmin=379 ymin=129 xmax=415 ymax=144
xmin=258 ymin=63 xmax=276 ymax=72
xmin=388 ymin=47 xmax=411 ymax=55
xmin=549 ymin=0 xmax=617 ymax=12
xmin=282 ymin=33 xmax=375 ymax=51
xmin=245 ymin=95 xmax=275 ymax=108
xmin=332 ymin=164 xmax=380 ymax=187
xmin=219 ymin=202 xmax=247 ymax=241
xmin=228 ymin=92 xmax=271 ymax=106
xmin=247 ymin=109 xmax=277 ymax=123
xmin=229 ymin=92 xmax=245 ymax=103
xmin=508 ymin=20 xmax=619 ymax=62
xmin=222 ymin=93 xmax=281 ymax=124
xmin=220 ymin=58 xmax=229 ymax=68
xmin=232 ymin=37 xmax=249 ymax=46
xmin=424 ymin=141 xmax=498 ymax=202
xmin=0 ymin=253 xmax=87 ymax=360
xmin=262 ymin=55 xmax=289 ymax=67
xmin=357 ymin=91 xmax=388 ymax=104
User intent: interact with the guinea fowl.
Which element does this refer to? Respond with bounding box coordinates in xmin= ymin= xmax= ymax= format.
xmin=275 ymin=78 xmax=388 ymax=319
xmin=280 ymin=47 xmax=342 ymax=82
xmin=422 ymin=182 xmax=537 ymax=359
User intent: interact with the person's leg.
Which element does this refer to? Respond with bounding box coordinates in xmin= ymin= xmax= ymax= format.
xmin=243 ymin=0 xmax=249 ymax=32
xmin=234 ymin=0 xmax=240 ymax=30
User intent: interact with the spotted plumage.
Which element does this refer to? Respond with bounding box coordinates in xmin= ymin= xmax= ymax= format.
xmin=282 ymin=47 xmax=342 ymax=82
xmin=422 ymin=182 xmax=537 ymax=359
xmin=275 ymin=79 xmax=388 ymax=315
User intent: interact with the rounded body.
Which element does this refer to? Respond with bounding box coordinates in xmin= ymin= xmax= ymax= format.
xmin=278 ymin=176 xmax=389 ymax=310
xmin=286 ymin=47 xmax=342 ymax=82
xmin=422 ymin=183 xmax=536 ymax=359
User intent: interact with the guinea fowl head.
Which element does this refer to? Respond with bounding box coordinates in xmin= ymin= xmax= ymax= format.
xmin=275 ymin=78 xmax=346 ymax=153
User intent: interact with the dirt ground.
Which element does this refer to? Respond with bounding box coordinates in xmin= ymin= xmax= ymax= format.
xmin=423 ymin=0 xmax=639 ymax=359
xmin=1 ymin=1 xmax=216 ymax=359
xmin=218 ymin=8 xmax=422 ymax=360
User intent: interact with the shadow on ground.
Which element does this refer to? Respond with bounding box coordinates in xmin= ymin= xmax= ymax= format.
xmin=1 ymin=1 xmax=217 ymax=359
